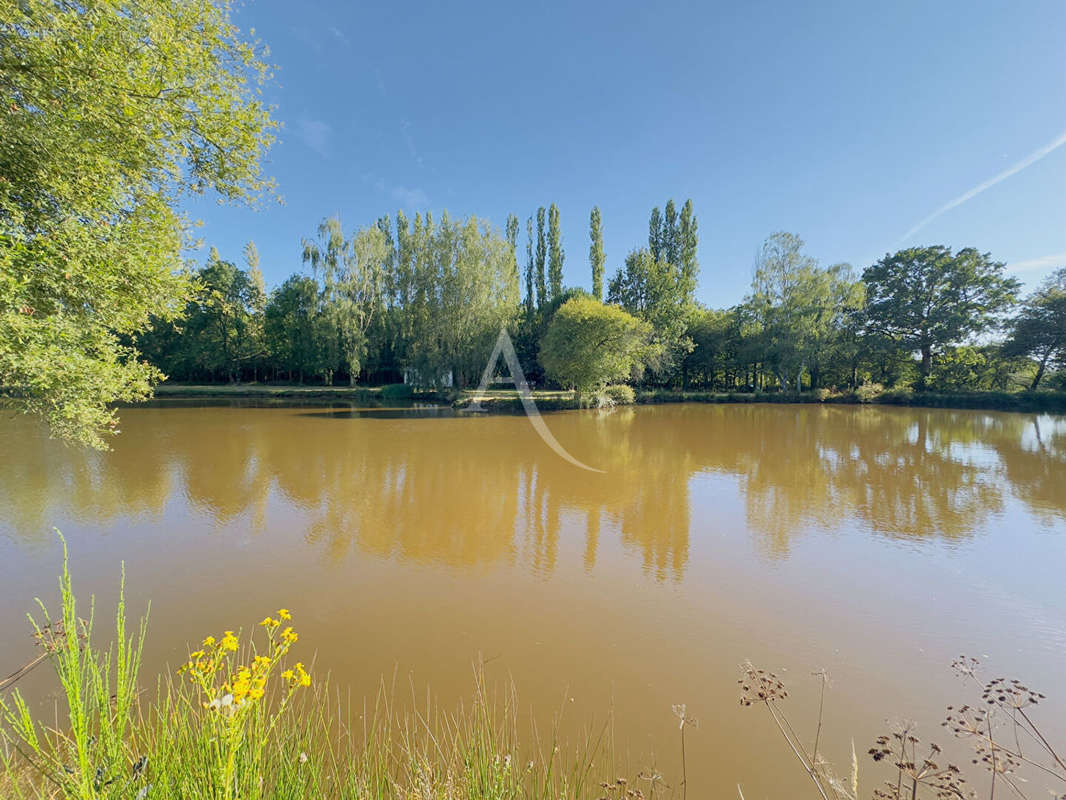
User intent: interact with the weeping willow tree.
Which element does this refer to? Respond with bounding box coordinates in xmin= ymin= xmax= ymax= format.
xmin=394 ymin=213 xmax=520 ymax=387
xmin=301 ymin=218 xmax=390 ymax=385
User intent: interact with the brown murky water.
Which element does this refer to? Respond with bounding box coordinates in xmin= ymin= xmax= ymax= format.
xmin=2 ymin=402 xmax=1065 ymax=796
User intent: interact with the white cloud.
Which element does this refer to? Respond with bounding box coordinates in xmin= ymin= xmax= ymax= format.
xmin=1007 ymin=251 xmax=1066 ymax=273
xmin=297 ymin=118 xmax=332 ymax=157
xmin=391 ymin=185 xmax=430 ymax=209
xmin=895 ymin=128 xmax=1066 ymax=246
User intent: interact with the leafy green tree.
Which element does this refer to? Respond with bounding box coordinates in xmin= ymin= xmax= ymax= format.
xmin=535 ymin=207 xmax=547 ymax=308
xmin=929 ymin=345 xmax=1024 ymax=392
xmin=607 ymin=248 xmax=695 ymax=378
xmin=139 ymin=248 xmax=264 ymax=383
xmin=743 ymin=233 xmax=864 ymax=391
xmin=242 ymin=241 xmax=267 ymax=379
xmin=197 ymin=249 xmax=264 ymax=382
xmin=589 ymin=206 xmax=605 ymax=301
xmin=1003 ymin=268 xmax=1066 ymax=390
xmin=862 ymin=246 xmax=1020 ymax=386
xmin=548 ymin=203 xmax=564 ymax=301
xmin=683 ymin=307 xmax=734 ymax=389
xmin=264 ymin=275 xmax=326 ymax=382
xmin=0 ymin=0 xmax=276 ymax=447
xmin=662 ymin=199 xmax=679 ymax=265
xmin=394 ymin=213 xmax=519 ymax=387
xmin=648 ymin=207 xmax=663 ymax=260
xmin=679 ymin=199 xmax=699 ymax=285
xmin=524 ymin=216 xmax=535 ymax=316
xmin=301 ymin=218 xmax=390 ymax=384
xmin=539 ymin=297 xmax=651 ymax=392
xmin=506 ymin=214 xmax=520 ymax=290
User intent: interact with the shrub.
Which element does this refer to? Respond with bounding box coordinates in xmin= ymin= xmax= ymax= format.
xmin=602 ymin=384 xmax=635 ymax=405
xmin=539 ymin=297 xmax=652 ymax=392
xmin=854 ymin=382 xmax=884 ymax=403
xmin=380 ymin=382 xmax=415 ymax=400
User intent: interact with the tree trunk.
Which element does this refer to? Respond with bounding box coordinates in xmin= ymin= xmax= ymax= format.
xmin=1030 ymin=355 xmax=1049 ymax=391
xmin=919 ymin=344 xmax=932 ymax=388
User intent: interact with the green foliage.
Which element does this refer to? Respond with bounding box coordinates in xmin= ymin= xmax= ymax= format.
xmin=607 ymin=248 xmax=694 ymax=378
xmin=648 ymin=207 xmax=662 ymax=260
xmin=380 ymin=382 xmax=414 ymax=400
xmin=1 ymin=538 xmax=145 ymax=800
xmin=589 ymin=206 xmax=605 ymax=301
xmin=1 ymin=554 xmax=622 ymax=800
xmin=862 ymin=246 xmax=1020 ymax=383
xmin=524 ymin=216 xmax=536 ymax=316
xmin=263 ymin=275 xmax=329 ymax=382
xmin=139 ymin=249 xmax=266 ymax=383
xmin=854 ymin=382 xmax=884 ymax=403
xmin=547 ymin=203 xmax=564 ymax=301
xmin=0 ymin=0 xmax=276 ymax=447
xmin=741 ymin=233 xmax=865 ymax=392
xmin=602 ymin=383 xmax=635 ymax=405
xmin=927 ymin=345 xmax=1028 ymax=392
xmin=301 ymin=218 xmax=390 ymax=384
xmin=539 ymin=297 xmax=651 ymax=392
xmin=683 ymin=307 xmax=737 ymax=389
xmin=1003 ymin=267 xmax=1066 ymax=389
xmin=535 ymin=207 xmax=547 ymax=309
xmin=678 ymin=200 xmax=699 ymax=285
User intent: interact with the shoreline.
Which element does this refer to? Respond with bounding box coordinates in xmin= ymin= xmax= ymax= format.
xmin=151 ymin=383 xmax=1066 ymax=414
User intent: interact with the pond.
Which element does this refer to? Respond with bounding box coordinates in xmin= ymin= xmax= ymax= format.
xmin=1 ymin=402 xmax=1064 ymax=796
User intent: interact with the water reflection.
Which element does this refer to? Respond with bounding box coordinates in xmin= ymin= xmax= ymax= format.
xmin=1 ymin=404 xmax=1063 ymax=574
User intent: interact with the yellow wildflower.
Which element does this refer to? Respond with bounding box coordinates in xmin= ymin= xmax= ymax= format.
xmin=221 ymin=631 xmax=239 ymax=652
xmin=259 ymin=617 xmax=275 ymax=628
xmin=202 ymin=636 xmax=216 ymax=647
xmin=281 ymin=669 xmax=294 ymax=681
xmin=294 ymin=662 xmax=311 ymax=688
xmin=278 ymin=608 xmax=292 ymax=620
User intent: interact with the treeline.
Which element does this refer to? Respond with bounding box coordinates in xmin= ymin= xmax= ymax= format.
xmin=140 ymin=203 xmax=1066 ymax=395
xmin=685 ymin=236 xmax=1065 ymax=393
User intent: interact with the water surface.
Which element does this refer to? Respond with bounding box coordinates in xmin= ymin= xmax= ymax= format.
xmin=1 ymin=403 xmax=1064 ymax=796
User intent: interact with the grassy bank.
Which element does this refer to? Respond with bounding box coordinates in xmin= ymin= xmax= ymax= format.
xmin=0 ymin=552 xmax=622 ymax=800
xmin=151 ymin=383 xmax=1066 ymax=414
xmin=634 ymin=388 xmax=1066 ymax=413
xmin=152 ymin=383 xmax=440 ymax=402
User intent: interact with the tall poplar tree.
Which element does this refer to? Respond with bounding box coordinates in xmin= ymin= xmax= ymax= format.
xmin=525 ymin=216 xmax=535 ymax=315
xmin=648 ymin=207 xmax=663 ymax=260
xmin=506 ymin=213 xmax=520 ymax=291
xmin=589 ymin=206 xmax=605 ymax=300
xmin=243 ymin=241 xmax=267 ymax=315
xmin=678 ymin=199 xmax=699 ymax=288
xmin=547 ymin=203 xmax=564 ymax=300
xmin=535 ymin=206 xmax=547 ymax=308
xmin=663 ymin=199 xmax=679 ymax=265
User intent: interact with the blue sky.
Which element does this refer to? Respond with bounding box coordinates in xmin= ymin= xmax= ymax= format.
xmin=186 ymin=0 xmax=1066 ymax=308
